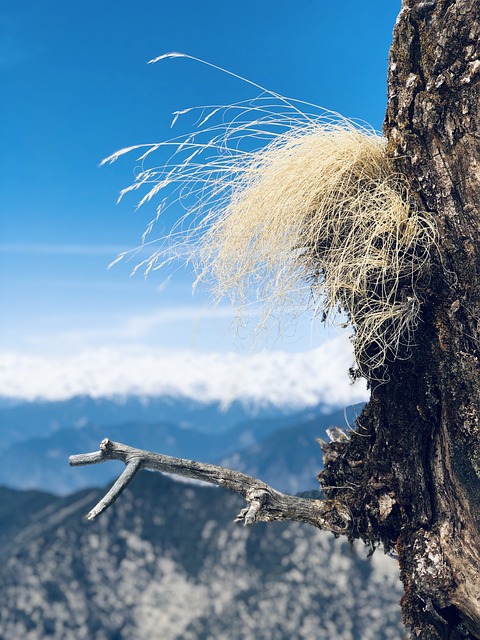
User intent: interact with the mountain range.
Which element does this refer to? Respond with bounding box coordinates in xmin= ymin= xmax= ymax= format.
xmin=0 ymin=395 xmax=363 ymax=495
xmin=0 ymin=391 xmax=406 ymax=639
xmin=0 ymin=470 xmax=405 ymax=639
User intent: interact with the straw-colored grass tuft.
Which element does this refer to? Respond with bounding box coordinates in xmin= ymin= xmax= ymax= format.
xmin=196 ymin=124 xmax=436 ymax=375
xmin=105 ymin=54 xmax=437 ymax=378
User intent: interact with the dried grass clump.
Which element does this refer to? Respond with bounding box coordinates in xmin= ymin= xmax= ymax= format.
xmin=197 ymin=124 xmax=436 ymax=375
xmin=105 ymin=54 xmax=437 ymax=378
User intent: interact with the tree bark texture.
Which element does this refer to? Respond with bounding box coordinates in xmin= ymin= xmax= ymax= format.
xmin=320 ymin=1 xmax=480 ymax=637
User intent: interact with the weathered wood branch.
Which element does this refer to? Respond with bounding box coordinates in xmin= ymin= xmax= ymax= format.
xmin=69 ymin=438 xmax=352 ymax=534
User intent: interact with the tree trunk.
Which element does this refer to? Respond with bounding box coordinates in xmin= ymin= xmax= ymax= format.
xmin=320 ymin=1 xmax=480 ymax=637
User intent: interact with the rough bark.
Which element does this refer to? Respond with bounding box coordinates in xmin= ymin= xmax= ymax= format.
xmin=319 ymin=1 xmax=480 ymax=637
xmin=70 ymin=2 xmax=480 ymax=637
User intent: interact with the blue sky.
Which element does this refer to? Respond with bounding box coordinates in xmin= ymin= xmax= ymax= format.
xmin=1 ymin=0 xmax=400 ymax=361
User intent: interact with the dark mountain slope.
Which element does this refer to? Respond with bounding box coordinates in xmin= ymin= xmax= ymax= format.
xmin=0 ymin=471 xmax=403 ymax=639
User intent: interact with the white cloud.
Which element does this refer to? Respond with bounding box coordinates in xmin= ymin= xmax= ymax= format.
xmin=0 ymin=335 xmax=369 ymax=409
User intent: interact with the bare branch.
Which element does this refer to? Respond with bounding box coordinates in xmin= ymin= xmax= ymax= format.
xmin=69 ymin=438 xmax=351 ymax=534
xmin=85 ymin=459 xmax=141 ymax=521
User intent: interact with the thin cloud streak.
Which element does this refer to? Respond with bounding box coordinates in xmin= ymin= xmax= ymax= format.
xmin=49 ymin=305 xmax=237 ymax=343
xmin=7 ymin=304 xmax=241 ymax=355
xmin=0 ymin=243 xmax=127 ymax=256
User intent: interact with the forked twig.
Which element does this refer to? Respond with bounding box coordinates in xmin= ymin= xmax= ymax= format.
xmin=69 ymin=438 xmax=351 ymax=534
